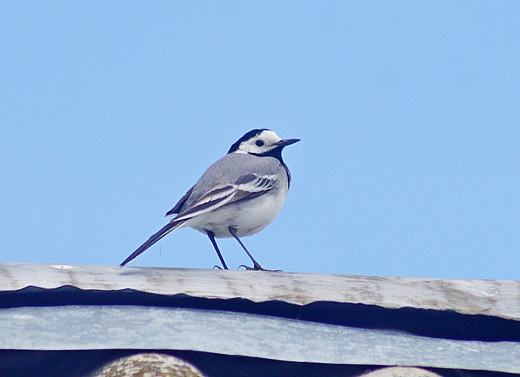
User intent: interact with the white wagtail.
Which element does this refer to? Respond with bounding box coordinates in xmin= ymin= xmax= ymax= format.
xmin=120 ymin=129 xmax=300 ymax=270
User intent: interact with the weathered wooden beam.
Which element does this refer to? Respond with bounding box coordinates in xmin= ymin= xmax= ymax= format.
xmin=1 ymin=262 xmax=519 ymax=319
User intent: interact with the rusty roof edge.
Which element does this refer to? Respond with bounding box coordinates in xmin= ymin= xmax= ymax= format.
xmin=0 ymin=262 xmax=519 ymax=320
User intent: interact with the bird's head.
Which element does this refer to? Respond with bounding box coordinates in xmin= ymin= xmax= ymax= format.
xmin=228 ymin=129 xmax=300 ymax=156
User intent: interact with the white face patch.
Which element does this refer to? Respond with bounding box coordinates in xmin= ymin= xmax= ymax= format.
xmin=236 ymin=130 xmax=282 ymax=154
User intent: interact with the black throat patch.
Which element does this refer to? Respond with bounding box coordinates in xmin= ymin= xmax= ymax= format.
xmin=251 ymin=147 xmax=292 ymax=189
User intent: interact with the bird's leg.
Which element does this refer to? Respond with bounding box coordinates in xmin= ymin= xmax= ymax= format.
xmin=206 ymin=230 xmax=229 ymax=270
xmin=228 ymin=226 xmax=268 ymax=271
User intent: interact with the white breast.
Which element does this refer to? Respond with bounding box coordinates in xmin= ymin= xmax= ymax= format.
xmin=187 ymin=180 xmax=288 ymax=238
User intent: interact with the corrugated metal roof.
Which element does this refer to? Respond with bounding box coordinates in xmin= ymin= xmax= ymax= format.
xmin=1 ymin=262 xmax=519 ymax=320
xmin=1 ymin=262 xmax=520 ymax=376
xmin=1 ymin=305 xmax=519 ymax=373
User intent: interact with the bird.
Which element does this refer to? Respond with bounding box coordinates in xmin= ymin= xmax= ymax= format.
xmin=120 ymin=129 xmax=300 ymax=270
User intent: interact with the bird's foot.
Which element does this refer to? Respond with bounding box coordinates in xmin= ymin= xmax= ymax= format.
xmin=213 ymin=265 xmax=229 ymax=270
xmin=238 ymin=263 xmax=282 ymax=272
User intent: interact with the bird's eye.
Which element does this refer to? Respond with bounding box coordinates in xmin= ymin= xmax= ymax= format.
xmin=255 ymin=140 xmax=264 ymax=147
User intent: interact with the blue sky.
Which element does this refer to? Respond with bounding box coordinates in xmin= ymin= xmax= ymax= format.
xmin=1 ymin=2 xmax=519 ymax=279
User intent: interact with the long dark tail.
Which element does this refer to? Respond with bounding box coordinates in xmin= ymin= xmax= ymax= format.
xmin=120 ymin=220 xmax=184 ymax=267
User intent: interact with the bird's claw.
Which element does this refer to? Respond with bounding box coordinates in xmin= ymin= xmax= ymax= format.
xmin=237 ymin=263 xmax=282 ymax=272
xmin=238 ymin=264 xmax=255 ymax=270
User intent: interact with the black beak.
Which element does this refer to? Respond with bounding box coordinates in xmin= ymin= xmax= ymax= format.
xmin=278 ymin=138 xmax=300 ymax=148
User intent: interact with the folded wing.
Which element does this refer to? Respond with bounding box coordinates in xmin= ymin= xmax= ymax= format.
xmin=172 ymin=173 xmax=276 ymax=223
